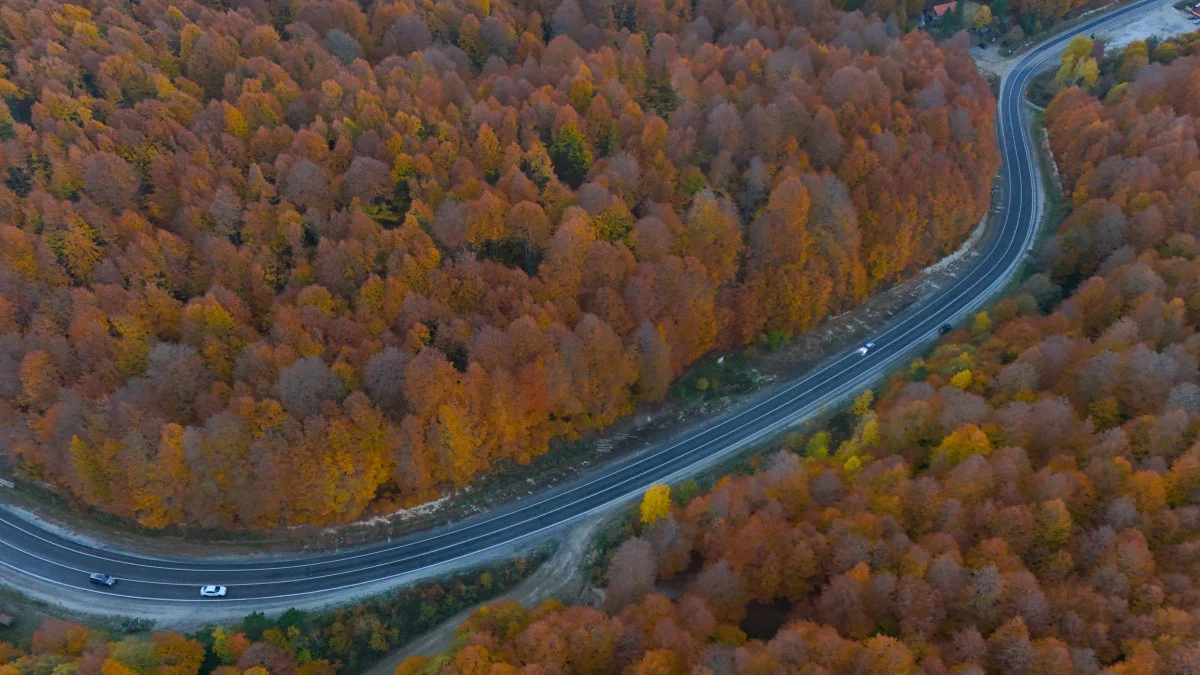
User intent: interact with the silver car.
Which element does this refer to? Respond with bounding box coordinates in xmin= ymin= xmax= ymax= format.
xmin=200 ymin=585 xmax=227 ymax=597
xmin=88 ymin=572 xmax=117 ymax=586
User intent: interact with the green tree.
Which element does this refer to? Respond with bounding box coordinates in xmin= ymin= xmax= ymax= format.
xmin=1035 ymin=499 xmax=1073 ymax=550
xmin=549 ymin=122 xmax=593 ymax=187
xmin=1002 ymin=25 xmax=1025 ymax=47
xmin=674 ymin=479 xmax=700 ymax=504
xmin=1152 ymin=41 xmax=1180 ymax=64
xmin=806 ymin=431 xmax=831 ymax=459
xmin=241 ymin=611 xmax=272 ymax=641
xmin=211 ymin=626 xmax=235 ymax=665
xmin=109 ymin=636 xmax=159 ymax=674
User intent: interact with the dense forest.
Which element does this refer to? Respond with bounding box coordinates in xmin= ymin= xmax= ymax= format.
xmin=0 ymin=622 xmax=220 ymax=675
xmin=393 ymin=49 xmax=1200 ymax=673
xmin=0 ymin=0 xmax=996 ymax=529
xmin=0 ymin=618 xmax=333 ymax=675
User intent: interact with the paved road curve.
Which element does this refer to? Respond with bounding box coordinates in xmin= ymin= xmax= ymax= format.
xmin=0 ymin=0 xmax=1169 ymax=605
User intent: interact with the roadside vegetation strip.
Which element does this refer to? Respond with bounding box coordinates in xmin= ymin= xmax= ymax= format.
xmin=0 ymin=549 xmax=551 ymax=675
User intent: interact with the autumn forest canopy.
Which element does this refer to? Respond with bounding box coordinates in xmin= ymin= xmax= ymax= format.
xmin=397 ymin=43 xmax=1200 ymax=675
xmin=0 ymin=0 xmax=996 ymax=529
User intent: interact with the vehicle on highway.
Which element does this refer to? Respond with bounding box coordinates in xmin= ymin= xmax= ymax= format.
xmin=200 ymin=585 xmax=227 ymax=597
xmin=856 ymin=342 xmax=876 ymax=356
xmin=939 ymin=324 xmax=953 ymax=335
xmin=88 ymin=572 xmax=117 ymax=586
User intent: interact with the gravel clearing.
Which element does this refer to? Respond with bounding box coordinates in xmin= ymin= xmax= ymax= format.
xmin=1093 ymin=3 xmax=1196 ymax=50
xmin=971 ymin=0 xmax=1196 ymax=79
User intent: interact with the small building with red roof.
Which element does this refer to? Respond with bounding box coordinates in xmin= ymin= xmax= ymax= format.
xmin=932 ymin=1 xmax=958 ymax=18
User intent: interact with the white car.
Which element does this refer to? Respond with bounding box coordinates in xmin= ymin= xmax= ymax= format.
xmin=856 ymin=342 xmax=876 ymax=356
xmin=88 ymin=572 xmax=117 ymax=587
xmin=200 ymin=585 xmax=227 ymax=597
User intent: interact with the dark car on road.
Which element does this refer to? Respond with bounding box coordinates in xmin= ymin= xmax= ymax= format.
xmin=89 ymin=572 xmax=117 ymax=586
xmin=939 ymin=324 xmax=953 ymax=335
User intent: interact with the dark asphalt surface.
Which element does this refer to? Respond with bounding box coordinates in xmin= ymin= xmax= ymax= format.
xmin=0 ymin=0 xmax=1167 ymax=604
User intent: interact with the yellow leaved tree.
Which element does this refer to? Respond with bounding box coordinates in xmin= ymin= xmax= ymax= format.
xmin=640 ymin=484 xmax=672 ymax=526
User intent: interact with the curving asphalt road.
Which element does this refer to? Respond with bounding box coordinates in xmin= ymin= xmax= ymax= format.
xmin=0 ymin=0 xmax=1169 ymax=607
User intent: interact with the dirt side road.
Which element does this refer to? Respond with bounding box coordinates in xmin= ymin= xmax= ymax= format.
xmin=359 ymin=515 xmax=606 ymax=675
